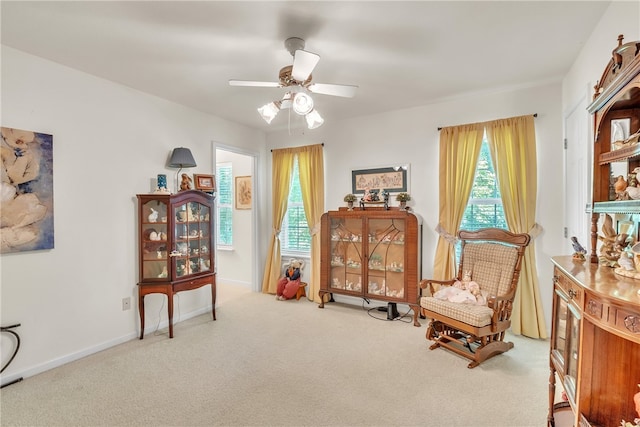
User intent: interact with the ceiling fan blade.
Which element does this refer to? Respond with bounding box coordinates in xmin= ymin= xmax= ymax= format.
xmin=229 ymin=80 xmax=280 ymax=88
xmin=308 ymin=83 xmax=358 ymax=98
xmin=291 ymin=50 xmax=320 ymax=82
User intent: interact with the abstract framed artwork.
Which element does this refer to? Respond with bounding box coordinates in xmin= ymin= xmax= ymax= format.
xmin=351 ymin=166 xmax=407 ymax=195
xmin=1 ymin=126 xmax=54 ymax=253
xmin=193 ymin=174 xmax=216 ymax=192
xmin=235 ymin=175 xmax=252 ymax=210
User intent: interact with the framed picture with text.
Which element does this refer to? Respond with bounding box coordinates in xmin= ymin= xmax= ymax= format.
xmin=351 ymin=166 xmax=408 ymax=194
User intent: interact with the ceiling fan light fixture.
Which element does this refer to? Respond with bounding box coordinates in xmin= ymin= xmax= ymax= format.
xmin=292 ymin=91 xmax=314 ymax=116
xmin=257 ymin=101 xmax=281 ymax=124
xmin=305 ymin=109 xmax=324 ymax=129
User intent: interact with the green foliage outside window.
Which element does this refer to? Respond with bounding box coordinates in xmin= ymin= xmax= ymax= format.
xmin=460 ymin=140 xmax=507 ymax=231
xmin=457 ymin=139 xmax=507 ymax=262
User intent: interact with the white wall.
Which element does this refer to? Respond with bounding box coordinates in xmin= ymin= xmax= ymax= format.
xmin=0 ymin=47 xmax=267 ymax=383
xmin=563 ymin=2 xmax=640 ymax=108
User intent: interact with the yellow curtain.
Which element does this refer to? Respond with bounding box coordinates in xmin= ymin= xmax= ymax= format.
xmin=485 ymin=115 xmax=547 ymax=339
xmin=261 ymin=148 xmax=294 ymax=294
xmin=297 ymin=144 xmax=324 ymax=302
xmin=433 ymin=123 xmax=484 ymax=280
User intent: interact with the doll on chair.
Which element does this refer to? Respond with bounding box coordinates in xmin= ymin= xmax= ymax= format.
xmin=276 ymin=259 xmax=303 ymax=301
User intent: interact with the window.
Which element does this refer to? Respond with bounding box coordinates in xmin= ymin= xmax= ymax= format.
xmin=461 ymin=138 xmax=507 ymax=231
xmin=216 ymin=162 xmax=233 ymax=247
xmin=457 ymin=138 xmax=507 ymax=261
xmin=281 ymin=157 xmax=311 ymax=254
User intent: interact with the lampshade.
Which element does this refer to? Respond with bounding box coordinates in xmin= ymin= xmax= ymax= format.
xmin=169 ymin=147 xmax=197 ymax=168
xmin=305 ymin=109 xmax=324 ymax=129
xmin=292 ymin=92 xmax=314 ymax=116
xmin=258 ymin=91 xmax=323 ymax=129
xmin=258 ymin=101 xmax=281 ymax=124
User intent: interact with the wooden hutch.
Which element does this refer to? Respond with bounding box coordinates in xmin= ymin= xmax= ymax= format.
xmin=548 ymin=36 xmax=640 ymax=426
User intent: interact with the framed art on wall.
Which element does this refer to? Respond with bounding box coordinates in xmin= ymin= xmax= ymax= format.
xmin=351 ymin=166 xmax=408 ymax=194
xmin=235 ymin=175 xmax=252 ymax=209
xmin=194 ymin=174 xmax=216 ymax=192
xmin=1 ymin=126 xmax=55 ymax=253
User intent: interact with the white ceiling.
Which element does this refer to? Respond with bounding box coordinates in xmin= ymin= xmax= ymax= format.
xmin=1 ymin=1 xmax=611 ymax=133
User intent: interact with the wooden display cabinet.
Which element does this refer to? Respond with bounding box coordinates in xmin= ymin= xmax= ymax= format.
xmin=549 ymin=257 xmax=640 ymax=427
xmin=137 ymin=190 xmax=216 ymax=339
xmin=319 ymin=207 xmax=422 ymax=326
xmin=587 ymin=35 xmax=640 ymax=262
xmin=548 ymin=35 xmax=640 ymax=426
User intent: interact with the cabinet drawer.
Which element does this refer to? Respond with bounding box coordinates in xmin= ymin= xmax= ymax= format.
xmin=554 ymin=267 xmax=584 ymax=307
xmin=613 ymin=305 xmax=640 ymax=341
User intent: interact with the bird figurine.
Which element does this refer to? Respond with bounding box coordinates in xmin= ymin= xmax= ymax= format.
xmin=615 ymin=175 xmax=628 ymax=197
xmin=571 ymin=236 xmax=587 ymax=261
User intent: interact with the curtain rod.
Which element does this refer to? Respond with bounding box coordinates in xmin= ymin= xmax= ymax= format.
xmin=271 ymin=142 xmax=324 ymax=152
xmin=437 ymin=113 xmax=537 ymax=131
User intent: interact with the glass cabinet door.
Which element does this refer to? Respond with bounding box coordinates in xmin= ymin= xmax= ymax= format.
xmin=173 ymin=201 xmax=211 ymax=278
xmin=329 ymin=217 xmax=363 ymax=293
xmin=552 ymin=290 xmax=568 ymax=370
xmin=366 ymin=218 xmax=406 ymax=299
xmin=564 ymin=302 xmax=581 ymax=403
xmin=140 ymin=199 xmax=169 ymax=280
xmin=552 ymin=287 xmax=581 ymax=405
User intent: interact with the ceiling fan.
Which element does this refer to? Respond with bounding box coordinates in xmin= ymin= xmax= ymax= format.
xmin=229 ymin=37 xmax=358 ymax=129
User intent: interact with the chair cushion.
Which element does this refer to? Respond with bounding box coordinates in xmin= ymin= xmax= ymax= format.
xmin=420 ymin=296 xmax=494 ymax=327
xmin=461 ymin=242 xmax=519 ymax=296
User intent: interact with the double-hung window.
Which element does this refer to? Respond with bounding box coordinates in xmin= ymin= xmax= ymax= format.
xmin=461 ymin=138 xmax=507 ymax=230
xmin=281 ymin=157 xmax=311 ymax=255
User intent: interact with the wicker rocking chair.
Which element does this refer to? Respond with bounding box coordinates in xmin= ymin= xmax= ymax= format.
xmin=419 ymin=228 xmax=530 ymax=368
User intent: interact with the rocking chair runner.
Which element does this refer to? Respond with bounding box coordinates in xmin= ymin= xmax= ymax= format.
xmin=419 ymin=228 xmax=530 ymax=368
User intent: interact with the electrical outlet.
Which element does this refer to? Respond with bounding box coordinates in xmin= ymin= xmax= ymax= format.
xmin=122 ymin=297 xmax=131 ymax=311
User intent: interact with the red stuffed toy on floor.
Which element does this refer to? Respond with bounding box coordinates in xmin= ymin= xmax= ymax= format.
xmin=276 ymin=259 xmax=302 ymax=301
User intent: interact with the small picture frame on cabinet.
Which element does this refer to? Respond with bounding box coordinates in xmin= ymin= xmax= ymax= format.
xmin=193 ymin=174 xmax=216 ymax=192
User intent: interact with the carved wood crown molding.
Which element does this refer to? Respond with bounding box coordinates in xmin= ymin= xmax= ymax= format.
xmin=588 ymin=34 xmax=640 ymax=114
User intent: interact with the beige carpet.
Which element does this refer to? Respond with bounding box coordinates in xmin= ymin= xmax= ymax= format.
xmin=0 ymin=284 xmax=550 ymax=426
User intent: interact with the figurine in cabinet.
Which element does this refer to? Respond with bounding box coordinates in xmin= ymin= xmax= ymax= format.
xmin=615 ymin=176 xmax=629 ymax=199
xmin=158 ymin=266 xmax=168 ymax=278
xmin=148 ymin=208 xmax=159 ymax=223
xmin=176 ymin=242 xmax=188 ymax=255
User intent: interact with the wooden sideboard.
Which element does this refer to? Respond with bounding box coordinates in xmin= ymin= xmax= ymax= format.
xmin=549 ymin=256 xmax=640 ymax=426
